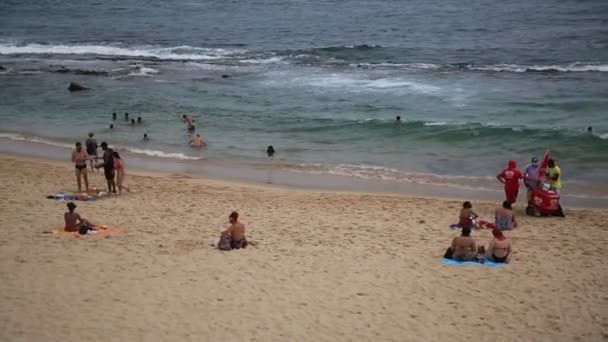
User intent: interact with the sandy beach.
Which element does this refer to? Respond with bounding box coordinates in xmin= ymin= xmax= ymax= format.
xmin=0 ymin=154 xmax=606 ymax=341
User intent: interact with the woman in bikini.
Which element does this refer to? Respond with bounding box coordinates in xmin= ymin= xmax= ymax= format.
xmin=71 ymin=142 xmax=89 ymax=192
xmin=112 ymin=151 xmax=131 ymax=194
xmin=495 ymin=201 xmax=517 ymax=230
xmin=484 ymin=229 xmax=512 ymax=263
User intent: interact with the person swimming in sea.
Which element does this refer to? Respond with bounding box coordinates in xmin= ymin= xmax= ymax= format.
xmin=143 ymin=133 xmax=150 ymax=141
xmin=189 ymin=133 xmax=206 ymax=147
xmin=266 ymin=145 xmax=275 ymax=157
xmin=182 ymin=114 xmax=196 ymax=131
xmin=588 ymin=126 xmax=593 ymax=133
xmin=137 ymin=117 xmax=142 ymax=124
xmin=109 ymin=124 xmax=114 ymax=130
xmin=394 ymin=115 xmax=402 ymax=127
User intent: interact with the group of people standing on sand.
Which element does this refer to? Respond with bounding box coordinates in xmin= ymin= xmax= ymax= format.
xmin=444 ymin=155 xmax=564 ymax=264
xmin=72 ymin=132 xmax=130 ymax=195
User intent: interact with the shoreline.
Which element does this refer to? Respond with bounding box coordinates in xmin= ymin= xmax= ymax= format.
xmin=1 ymin=136 xmax=607 ymax=209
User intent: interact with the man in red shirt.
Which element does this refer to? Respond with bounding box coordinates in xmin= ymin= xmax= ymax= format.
xmin=496 ymin=160 xmax=523 ymax=204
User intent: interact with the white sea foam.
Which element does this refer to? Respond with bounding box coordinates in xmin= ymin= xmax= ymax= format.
xmin=0 ymin=43 xmax=244 ymax=61
xmin=469 ymin=63 xmax=608 ymax=73
xmin=127 ymin=64 xmax=159 ymax=76
xmin=268 ymin=73 xmax=441 ymax=94
xmin=240 ymin=56 xmax=285 ymax=64
xmin=0 ymin=133 xmax=202 ymax=160
xmin=120 ymin=147 xmax=201 ymax=160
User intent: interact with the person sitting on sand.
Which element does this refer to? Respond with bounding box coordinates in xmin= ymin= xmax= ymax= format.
xmin=190 ymin=133 xmax=206 ymax=147
xmin=458 ymin=201 xmax=479 ymax=228
xmin=484 ymin=229 xmax=512 ymax=263
xmin=218 ymin=211 xmax=248 ymax=250
xmin=72 ymin=142 xmax=89 ymax=192
xmin=495 ymin=201 xmax=517 ymax=230
xmin=448 ymin=226 xmax=477 ymax=261
xmin=64 ymin=202 xmax=95 ymax=233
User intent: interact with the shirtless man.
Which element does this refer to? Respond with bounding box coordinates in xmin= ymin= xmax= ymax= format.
xmin=219 ymin=211 xmax=248 ymax=250
xmin=450 ymin=226 xmax=477 ymax=261
xmin=72 ymin=142 xmax=89 ymax=192
xmin=64 ymin=202 xmax=94 ymax=232
xmin=95 ymin=142 xmax=116 ymax=193
xmin=189 ymin=133 xmax=206 ymax=147
xmin=182 ymin=114 xmax=196 ymax=131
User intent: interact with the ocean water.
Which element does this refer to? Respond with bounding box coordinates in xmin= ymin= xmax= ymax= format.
xmin=1 ymin=0 xmax=607 ymax=197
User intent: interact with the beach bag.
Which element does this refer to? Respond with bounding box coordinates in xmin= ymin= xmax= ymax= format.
xmin=218 ymin=232 xmax=232 ymax=251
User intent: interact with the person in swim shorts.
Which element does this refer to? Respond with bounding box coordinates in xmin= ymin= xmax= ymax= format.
xmin=96 ymin=142 xmax=116 ymax=193
xmin=218 ymin=211 xmax=248 ymax=250
xmin=496 ymin=160 xmax=523 ymax=204
xmin=72 ymin=142 xmax=89 ymax=192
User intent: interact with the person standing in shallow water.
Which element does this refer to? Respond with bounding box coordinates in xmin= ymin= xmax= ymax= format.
xmin=124 ymin=112 xmax=129 ymax=121
xmin=394 ymin=115 xmax=402 ymax=127
xmin=112 ymin=112 xmax=117 ymax=121
xmin=266 ymin=145 xmax=275 ymax=157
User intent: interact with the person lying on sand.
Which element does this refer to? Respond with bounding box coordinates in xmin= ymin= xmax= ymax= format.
xmin=495 ymin=201 xmax=517 ymax=230
xmin=190 ymin=133 xmax=206 ymax=147
xmin=446 ymin=226 xmax=477 ymax=261
xmin=218 ymin=211 xmax=248 ymax=250
xmin=484 ymin=229 xmax=512 ymax=263
xmin=64 ymin=202 xmax=96 ymax=234
xmin=458 ymin=201 xmax=478 ymax=228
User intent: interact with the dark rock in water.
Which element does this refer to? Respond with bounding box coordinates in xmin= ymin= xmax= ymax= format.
xmin=55 ymin=67 xmax=70 ymax=73
xmin=68 ymin=82 xmax=90 ymax=92
xmin=221 ymin=74 xmax=230 ymax=78
xmin=0 ymin=65 xmax=6 ymax=70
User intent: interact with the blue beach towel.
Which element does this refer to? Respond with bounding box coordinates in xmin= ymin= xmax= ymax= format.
xmin=441 ymin=258 xmax=504 ymax=268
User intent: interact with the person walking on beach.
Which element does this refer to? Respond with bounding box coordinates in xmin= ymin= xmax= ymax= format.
xmin=546 ymin=159 xmax=562 ymax=194
xmin=85 ymin=132 xmax=98 ymax=172
xmin=523 ymin=157 xmax=540 ymax=201
xmin=96 ymin=142 xmax=116 ymax=193
xmin=113 ymin=151 xmax=131 ymax=194
xmin=496 ymin=160 xmax=523 ymax=204
xmin=72 ymin=142 xmax=89 ymax=192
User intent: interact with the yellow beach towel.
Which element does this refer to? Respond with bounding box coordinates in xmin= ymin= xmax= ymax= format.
xmin=50 ymin=225 xmax=124 ymax=238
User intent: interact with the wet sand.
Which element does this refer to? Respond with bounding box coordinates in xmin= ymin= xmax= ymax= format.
xmin=0 ymin=154 xmax=606 ymax=341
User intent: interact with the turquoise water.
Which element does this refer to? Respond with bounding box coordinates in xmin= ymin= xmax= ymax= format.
xmin=1 ymin=0 xmax=607 ymax=196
